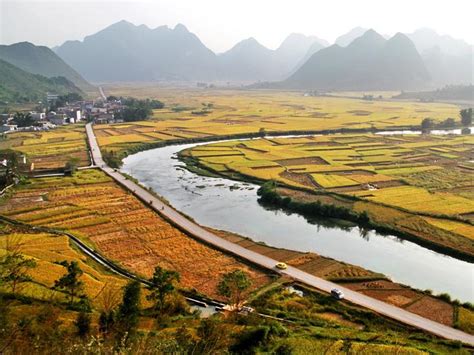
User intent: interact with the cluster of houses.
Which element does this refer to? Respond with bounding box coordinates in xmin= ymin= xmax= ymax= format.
xmin=0 ymin=95 xmax=125 ymax=133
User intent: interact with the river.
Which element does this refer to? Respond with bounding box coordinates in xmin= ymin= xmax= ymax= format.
xmin=122 ymin=140 xmax=474 ymax=302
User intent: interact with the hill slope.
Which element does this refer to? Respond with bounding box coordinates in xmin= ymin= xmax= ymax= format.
xmin=0 ymin=58 xmax=82 ymax=103
xmin=0 ymin=42 xmax=93 ymax=91
xmin=284 ymin=29 xmax=430 ymax=90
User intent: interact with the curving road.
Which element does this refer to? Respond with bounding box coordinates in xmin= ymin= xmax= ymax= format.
xmin=85 ymin=123 xmax=474 ymax=346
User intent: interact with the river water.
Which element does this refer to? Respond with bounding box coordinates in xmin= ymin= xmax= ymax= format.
xmin=122 ymin=140 xmax=474 ymax=302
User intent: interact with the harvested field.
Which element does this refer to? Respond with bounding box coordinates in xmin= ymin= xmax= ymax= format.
xmin=0 ymin=170 xmax=270 ymax=299
xmin=343 ymin=281 xmax=467 ymax=328
xmin=94 ymin=87 xmax=459 ymax=156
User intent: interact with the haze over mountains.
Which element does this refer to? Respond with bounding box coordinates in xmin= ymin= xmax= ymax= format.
xmin=0 ymin=58 xmax=82 ymax=103
xmin=0 ymin=42 xmax=93 ymax=91
xmin=284 ymin=30 xmax=430 ymax=91
xmin=50 ymin=21 xmax=474 ymax=90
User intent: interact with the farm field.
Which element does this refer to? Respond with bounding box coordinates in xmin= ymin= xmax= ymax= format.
xmin=214 ymin=229 xmax=474 ymax=333
xmin=0 ymin=221 xmax=128 ymax=308
xmin=95 ymin=87 xmax=459 ymax=155
xmin=186 ymin=134 xmax=474 ymax=257
xmin=1 ymin=221 xmax=468 ymax=354
xmin=0 ymin=169 xmax=270 ymax=299
xmin=0 ymin=124 xmax=89 ymax=171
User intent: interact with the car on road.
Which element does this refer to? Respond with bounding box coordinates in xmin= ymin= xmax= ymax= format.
xmin=275 ymin=262 xmax=287 ymax=270
xmin=331 ymin=288 xmax=344 ymax=300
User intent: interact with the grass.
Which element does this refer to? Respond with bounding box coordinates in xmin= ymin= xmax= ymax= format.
xmin=249 ymin=284 xmax=470 ymax=354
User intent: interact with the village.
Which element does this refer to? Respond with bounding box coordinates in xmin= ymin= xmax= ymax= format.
xmin=0 ymin=92 xmax=125 ymax=133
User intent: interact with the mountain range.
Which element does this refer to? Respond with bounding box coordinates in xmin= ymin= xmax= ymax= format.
xmin=3 ymin=21 xmax=470 ymax=91
xmin=0 ymin=58 xmax=83 ymax=104
xmin=406 ymin=28 xmax=473 ymax=86
xmin=55 ymin=21 xmax=325 ymax=83
xmin=0 ymin=42 xmax=93 ymax=91
xmin=283 ymin=30 xmax=430 ymax=91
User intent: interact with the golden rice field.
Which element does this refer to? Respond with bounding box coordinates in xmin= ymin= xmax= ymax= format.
xmin=0 ymin=124 xmax=89 ymax=171
xmin=0 ymin=222 xmax=127 ymax=308
xmin=188 ymin=134 xmax=474 ymax=250
xmin=95 ymin=87 xmax=459 ymax=153
xmin=0 ymin=169 xmax=269 ymax=298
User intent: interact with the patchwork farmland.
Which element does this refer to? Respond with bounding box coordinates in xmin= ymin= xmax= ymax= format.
xmin=186 ymin=133 xmax=474 ymax=257
xmin=94 ymin=88 xmax=459 ymax=155
xmin=0 ymin=169 xmax=270 ymax=298
xmin=0 ymin=125 xmax=89 ymax=171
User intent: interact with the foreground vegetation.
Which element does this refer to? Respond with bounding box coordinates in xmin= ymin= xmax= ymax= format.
xmin=1 ymin=220 xmax=471 ymax=353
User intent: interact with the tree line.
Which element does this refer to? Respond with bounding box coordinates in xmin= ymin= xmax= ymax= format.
xmin=109 ymin=96 xmax=165 ymax=122
xmin=421 ymin=108 xmax=472 ymax=131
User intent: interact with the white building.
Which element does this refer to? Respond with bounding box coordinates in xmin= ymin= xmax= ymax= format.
xmin=0 ymin=125 xmax=17 ymax=133
xmin=30 ymin=112 xmax=46 ymax=121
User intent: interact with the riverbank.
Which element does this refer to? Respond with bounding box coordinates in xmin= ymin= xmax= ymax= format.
xmin=180 ymin=135 xmax=474 ymax=262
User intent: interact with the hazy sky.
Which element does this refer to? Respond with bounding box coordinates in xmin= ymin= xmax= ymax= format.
xmin=1 ymin=0 xmax=473 ymax=52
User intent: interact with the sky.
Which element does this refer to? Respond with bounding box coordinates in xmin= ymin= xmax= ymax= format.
xmin=1 ymin=0 xmax=473 ymax=52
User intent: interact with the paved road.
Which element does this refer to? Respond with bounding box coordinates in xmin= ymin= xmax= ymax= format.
xmin=85 ymin=123 xmax=474 ymax=346
xmin=98 ymin=86 xmax=107 ymax=101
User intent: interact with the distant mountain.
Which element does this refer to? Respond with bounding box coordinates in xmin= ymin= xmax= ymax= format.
xmin=406 ymin=29 xmax=473 ymax=86
xmin=218 ymin=38 xmax=279 ymax=81
xmin=288 ymin=41 xmax=326 ymax=76
xmin=335 ymin=27 xmax=368 ymax=47
xmin=0 ymin=59 xmax=82 ymax=104
xmin=56 ymin=21 xmax=329 ymax=83
xmin=219 ymin=33 xmax=328 ymax=82
xmin=407 ymin=28 xmax=472 ymax=57
xmin=56 ymin=20 xmax=219 ymax=82
xmin=0 ymin=42 xmax=93 ymax=91
xmin=284 ymin=29 xmax=430 ymax=91
xmin=275 ymin=33 xmax=328 ymax=73
xmin=394 ymin=85 xmax=474 ymax=102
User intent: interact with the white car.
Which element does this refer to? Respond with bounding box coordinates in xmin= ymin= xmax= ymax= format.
xmin=331 ymin=288 xmax=344 ymax=300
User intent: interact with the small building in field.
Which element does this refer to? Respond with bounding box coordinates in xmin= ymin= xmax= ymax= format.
xmin=30 ymin=112 xmax=46 ymax=121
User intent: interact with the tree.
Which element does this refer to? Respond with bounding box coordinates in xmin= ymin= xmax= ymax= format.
xmin=99 ymin=310 xmax=115 ymax=335
xmin=217 ymin=270 xmax=252 ymax=309
xmin=116 ymin=280 xmax=141 ymax=335
xmin=439 ymin=117 xmax=456 ymax=128
xmin=64 ymin=157 xmax=80 ymax=175
xmin=193 ymin=318 xmax=228 ymax=354
xmin=0 ymin=235 xmax=36 ymax=294
xmin=146 ymin=266 xmax=180 ymax=316
xmin=53 ymin=261 xmax=84 ymax=304
xmin=421 ymin=118 xmax=434 ymax=130
xmin=0 ymin=254 xmax=36 ymax=294
xmin=12 ymin=112 xmax=34 ymax=127
xmin=75 ymin=311 xmax=91 ymax=338
xmin=460 ymin=108 xmax=473 ymax=126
